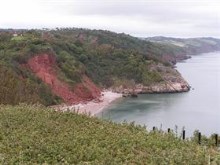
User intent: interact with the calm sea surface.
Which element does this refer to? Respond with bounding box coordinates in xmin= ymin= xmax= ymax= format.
xmin=98 ymin=52 xmax=220 ymax=136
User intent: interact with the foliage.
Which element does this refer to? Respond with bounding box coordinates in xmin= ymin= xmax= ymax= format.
xmin=0 ymin=105 xmax=220 ymax=164
xmin=0 ymin=64 xmax=61 ymax=106
xmin=1 ymin=29 xmax=220 ymax=105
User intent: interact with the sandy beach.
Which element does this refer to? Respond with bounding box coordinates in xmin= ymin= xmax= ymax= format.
xmin=56 ymin=91 xmax=122 ymax=116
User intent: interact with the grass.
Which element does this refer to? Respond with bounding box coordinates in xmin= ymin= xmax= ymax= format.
xmin=0 ymin=104 xmax=220 ymax=164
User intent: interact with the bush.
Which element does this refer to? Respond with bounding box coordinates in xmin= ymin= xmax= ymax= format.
xmin=0 ymin=105 xmax=219 ymax=164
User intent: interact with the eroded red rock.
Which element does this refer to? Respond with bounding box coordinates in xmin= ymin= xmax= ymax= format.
xmin=27 ymin=53 xmax=101 ymax=104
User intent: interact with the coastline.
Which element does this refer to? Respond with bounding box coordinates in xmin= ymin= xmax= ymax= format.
xmin=53 ymin=80 xmax=190 ymax=116
xmin=56 ymin=91 xmax=122 ymax=116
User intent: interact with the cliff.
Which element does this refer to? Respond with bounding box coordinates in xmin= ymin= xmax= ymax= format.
xmin=27 ymin=54 xmax=101 ymax=104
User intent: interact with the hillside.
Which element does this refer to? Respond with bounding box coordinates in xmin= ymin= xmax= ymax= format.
xmin=145 ymin=36 xmax=220 ymax=57
xmin=1 ymin=28 xmax=220 ymax=105
xmin=0 ymin=105 xmax=220 ymax=164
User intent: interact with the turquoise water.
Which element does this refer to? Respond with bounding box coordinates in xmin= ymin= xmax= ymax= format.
xmin=98 ymin=52 xmax=220 ymax=136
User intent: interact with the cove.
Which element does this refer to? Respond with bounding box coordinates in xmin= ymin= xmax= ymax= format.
xmin=98 ymin=52 xmax=220 ymax=136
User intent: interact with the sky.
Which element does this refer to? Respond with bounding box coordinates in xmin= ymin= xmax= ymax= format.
xmin=0 ymin=0 xmax=220 ymax=38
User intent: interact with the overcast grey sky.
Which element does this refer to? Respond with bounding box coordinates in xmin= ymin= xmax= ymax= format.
xmin=0 ymin=0 xmax=220 ymax=37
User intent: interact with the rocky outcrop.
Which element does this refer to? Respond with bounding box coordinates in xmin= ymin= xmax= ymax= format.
xmin=114 ymin=63 xmax=190 ymax=94
xmin=27 ymin=54 xmax=101 ymax=104
xmin=115 ymin=81 xmax=190 ymax=95
xmin=135 ymin=82 xmax=190 ymax=94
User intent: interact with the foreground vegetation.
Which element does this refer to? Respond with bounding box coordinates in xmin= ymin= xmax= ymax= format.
xmin=0 ymin=104 xmax=219 ymax=164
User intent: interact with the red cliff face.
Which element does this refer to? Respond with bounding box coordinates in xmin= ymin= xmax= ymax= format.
xmin=27 ymin=54 xmax=101 ymax=104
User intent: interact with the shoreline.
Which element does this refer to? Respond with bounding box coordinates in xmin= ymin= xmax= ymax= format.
xmin=53 ymin=82 xmax=190 ymax=116
xmin=56 ymin=91 xmax=122 ymax=116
